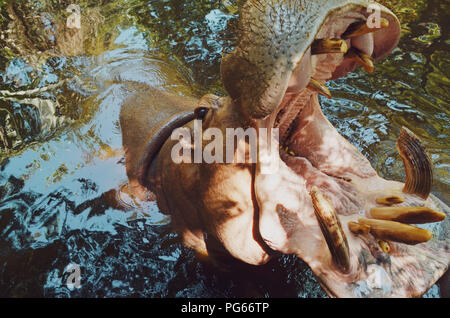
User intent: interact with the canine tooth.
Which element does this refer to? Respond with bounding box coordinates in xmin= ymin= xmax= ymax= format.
xmin=346 ymin=48 xmax=374 ymax=72
xmin=307 ymin=79 xmax=332 ymax=99
xmin=376 ymin=195 xmax=404 ymax=206
xmin=370 ymin=207 xmax=445 ymax=224
xmin=348 ymin=221 xmax=371 ymax=235
xmin=311 ymin=38 xmax=348 ymax=55
xmin=358 ymin=218 xmax=433 ymax=245
xmin=397 ymin=127 xmax=433 ymax=199
xmin=342 ymin=18 xmax=390 ymax=39
xmin=310 ymin=187 xmax=351 ymax=273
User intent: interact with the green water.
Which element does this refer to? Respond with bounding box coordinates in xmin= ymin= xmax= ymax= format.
xmin=0 ymin=0 xmax=448 ymax=297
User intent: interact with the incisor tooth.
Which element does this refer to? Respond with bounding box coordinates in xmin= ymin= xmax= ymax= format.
xmin=370 ymin=206 xmax=446 ymax=224
xmin=358 ymin=218 xmax=433 ymax=245
xmin=311 ymin=38 xmax=348 ymax=55
xmin=307 ymin=79 xmax=332 ymax=99
xmin=346 ymin=48 xmax=374 ymax=72
xmin=348 ymin=221 xmax=371 ymax=235
xmin=342 ymin=18 xmax=390 ymax=39
xmin=376 ymin=196 xmax=404 ymax=206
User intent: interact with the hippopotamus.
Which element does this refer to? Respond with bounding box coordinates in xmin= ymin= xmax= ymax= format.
xmin=119 ymin=0 xmax=450 ymax=297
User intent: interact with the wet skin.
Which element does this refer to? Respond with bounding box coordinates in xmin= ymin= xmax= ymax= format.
xmin=120 ymin=0 xmax=449 ymax=297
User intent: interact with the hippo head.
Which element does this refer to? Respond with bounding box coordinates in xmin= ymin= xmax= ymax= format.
xmin=215 ymin=0 xmax=449 ymax=297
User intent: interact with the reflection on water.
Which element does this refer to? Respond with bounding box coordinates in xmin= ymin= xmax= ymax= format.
xmin=0 ymin=0 xmax=448 ymax=297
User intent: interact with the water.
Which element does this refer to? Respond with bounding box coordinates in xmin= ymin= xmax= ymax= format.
xmin=0 ymin=0 xmax=448 ymax=298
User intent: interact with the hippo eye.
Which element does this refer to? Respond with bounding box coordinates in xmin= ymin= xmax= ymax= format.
xmin=378 ymin=240 xmax=391 ymax=254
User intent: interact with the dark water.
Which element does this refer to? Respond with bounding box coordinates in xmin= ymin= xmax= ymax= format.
xmin=0 ymin=0 xmax=448 ymax=298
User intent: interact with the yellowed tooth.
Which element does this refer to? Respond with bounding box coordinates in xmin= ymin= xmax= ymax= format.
xmin=307 ymin=78 xmax=332 ymax=99
xmin=370 ymin=206 xmax=446 ymax=224
xmin=376 ymin=195 xmax=404 ymax=206
xmin=342 ymin=18 xmax=390 ymax=39
xmin=289 ymin=151 xmax=296 ymax=156
xmin=358 ymin=218 xmax=433 ymax=245
xmin=378 ymin=240 xmax=392 ymax=254
xmin=311 ymin=38 xmax=348 ymax=55
xmin=348 ymin=221 xmax=371 ymax=235
xmin=310 ymin=187 xmax=351 ymax=273
xmin=397 ymin=127 xmax=433 ymax=200
xmin=346 ymin=48 xmax=374 ymax=73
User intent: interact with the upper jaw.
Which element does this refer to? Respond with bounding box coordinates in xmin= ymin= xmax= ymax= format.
xmin=273 ymin=11 xmax=394 ymax=141
xmin=221 ymin=0 xmax=401 ymax=120
xmin=272 ymin=24 xmax=378 ymax=150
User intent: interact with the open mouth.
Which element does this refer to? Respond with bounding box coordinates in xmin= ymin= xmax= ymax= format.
xmin=268 ymin=12 xmax=397 ymax=210
xmin=248 ymin=7 xmax=450 ymax=297
xmin=275 ymin=12 xmax=386 ymax=162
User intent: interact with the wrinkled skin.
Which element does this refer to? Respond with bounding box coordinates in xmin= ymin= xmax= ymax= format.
xmin=120 ymin=0 xmax=450 ymax=297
